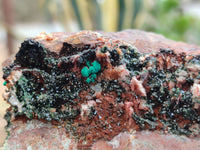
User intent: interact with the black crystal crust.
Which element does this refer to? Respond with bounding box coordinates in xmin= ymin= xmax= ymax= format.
xmin=15 ymin=39 xmax=47 ymax=68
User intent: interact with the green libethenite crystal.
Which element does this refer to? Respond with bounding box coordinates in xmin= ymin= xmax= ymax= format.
xmin=3 ymin=81 xmax=7 ymax=86
xmin=81 ymin=60 xmax=101 ymax=83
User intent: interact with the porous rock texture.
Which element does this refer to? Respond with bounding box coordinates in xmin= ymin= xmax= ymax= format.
xmin=2 ymin=30 xmax=200 ymax=150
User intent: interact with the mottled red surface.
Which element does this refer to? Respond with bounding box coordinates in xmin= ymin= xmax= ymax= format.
xmin=92 ymin=131 xmax=200 ymax=150
xmin=3 ymin=120 xmax=77 ymax=150
xmin=3 ymin=120 xmax=200 ymax=150
xmin=33 ymin=30 xmax=200 ymax=55
xmin=3 ymin=30 xmax=200 ymax=68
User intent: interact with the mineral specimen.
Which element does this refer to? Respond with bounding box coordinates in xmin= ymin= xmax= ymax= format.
xmin=2 ymin=30 xmax=200 ymax=149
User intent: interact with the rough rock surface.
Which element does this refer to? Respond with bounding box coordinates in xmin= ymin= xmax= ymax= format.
xmin=2 ymin=30 xmax=200 ymax=149
xmin=2 ymin=119 xmax=200 ymax=150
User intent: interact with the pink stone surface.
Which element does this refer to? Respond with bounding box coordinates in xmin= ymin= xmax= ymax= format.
xmin=3 ymin=120 xmax=200 ymax=150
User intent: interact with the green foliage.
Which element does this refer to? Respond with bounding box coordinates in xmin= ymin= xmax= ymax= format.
xmin=81 ymin=60 xmax=101 ymax=83
xmin=41 ymin=0 xmax=200 ymax=45
xmin=160 ymin=0 xmax=179 ymax=13
xmin=143 ymin=0 xmax=200 ymax=45
xmin=172 ymin=16 xmax=191 ymax=34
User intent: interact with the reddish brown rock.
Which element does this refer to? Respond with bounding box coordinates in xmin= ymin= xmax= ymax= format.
xmin=3 ymin=120 xmax=200 ymax=150
xmin=2 ymin=30 xmax=200 ymax=149
xmin=92 ymin=131 xmax=200 ymax=150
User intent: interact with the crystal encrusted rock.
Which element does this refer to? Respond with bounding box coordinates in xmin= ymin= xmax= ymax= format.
xmin=2 ymin=30 xmax=200 ymax=149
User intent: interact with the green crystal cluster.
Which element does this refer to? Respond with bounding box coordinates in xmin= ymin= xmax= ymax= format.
xmin=81 ymin=60 xmax=101 ymax=83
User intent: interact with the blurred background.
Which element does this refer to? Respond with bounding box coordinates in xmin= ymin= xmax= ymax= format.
xmin=0 ymin=0 xmax=200 ymax=146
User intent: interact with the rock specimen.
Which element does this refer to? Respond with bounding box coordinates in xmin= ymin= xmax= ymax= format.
xmin=2 ymin=30 xmax=200 ymax=149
